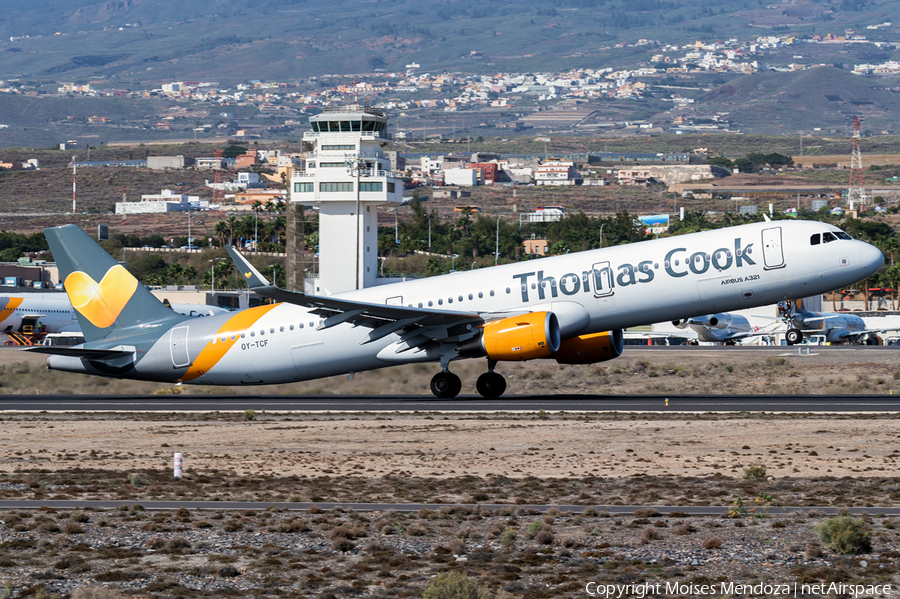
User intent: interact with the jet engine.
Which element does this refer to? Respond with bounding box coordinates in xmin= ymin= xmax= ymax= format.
xmin=672 ymin=319 xmax=689 ymax=329
xmin=460 ymin=311 xmax=561 ymax=361
xmin=705 ymin=313 xmax=732 ymax=329
xmin=554 ymin=329 xmax=624 ymax=365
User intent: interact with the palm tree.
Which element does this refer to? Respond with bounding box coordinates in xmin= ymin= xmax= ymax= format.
xmin=213 ymin=220 xmax=228 ymax=247
xmin=167 ymin=263 xmax=183 ymax=285
xmin=182 ymin=265 xmax=197 ymax=285
xmin=226 ymin=216 xmax=239 ymax=246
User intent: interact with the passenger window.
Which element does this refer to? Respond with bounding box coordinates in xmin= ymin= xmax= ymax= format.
xmin=290 ymin=324 xmax=294 ymax=330
xmin=299 ymin=323 xmax=304 ymax=329
xmin=428 ymin=300 xmax=433 ymax=307
xmin=418 ymin=302 xmax=423 ymax=308
xmin=505 ymin=287 xmax=510 ymax=294
xmin=448 ymin=297 xmax=453 ymax=304
xmin=459 ymin=295 xmax=464 ymax=301
xmin=270 ymin=328 xmax=275 ymax=334
xmin=823 ymin=232 xmax=837 ymax=243
xmin=810 ymin=234 xmax=820 ymax=246
xmin=250 ymin=331 xmax=256 ymax=337
xmin=477 ymin=292 xmax=482 ymax=299
xmin=438 ymin=299 xmax=443 ymax=305
xmin=280 ymin=326 xmax=284 ymax=332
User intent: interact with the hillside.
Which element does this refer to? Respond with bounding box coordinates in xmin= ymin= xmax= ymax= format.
xmin=695 ymin=68 xmax=900 ymax=134
xmin=2 ymin=0 xmax=900 ymax=82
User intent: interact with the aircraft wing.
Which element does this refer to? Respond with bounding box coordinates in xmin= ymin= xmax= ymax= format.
xmin=225 ymin=247 xmax=485 ymax=332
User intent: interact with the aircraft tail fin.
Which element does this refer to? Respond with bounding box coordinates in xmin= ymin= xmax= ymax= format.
xmin=44 ymin=225 xmax=186 ymax=343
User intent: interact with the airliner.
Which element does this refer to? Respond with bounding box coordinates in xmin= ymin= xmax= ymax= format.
xmin=671 ymin=312 xmax=776 ymax=344
xmin=778 ymin=298 xmax=883 ymax=345
xmin=1 ymin=292 xmax=228 ymax=335
xmin=29 ymin=220 xmax=883 ymax=398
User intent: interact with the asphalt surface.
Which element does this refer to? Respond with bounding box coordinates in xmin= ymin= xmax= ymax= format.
xmin=1 ymin=500 xmax=899 ymax=516
xmin=2 ymin=394 xmax=900 ymax=411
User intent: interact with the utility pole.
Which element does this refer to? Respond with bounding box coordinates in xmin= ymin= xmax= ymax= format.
xmin=71 ymin=156 xmax=77 ymax=215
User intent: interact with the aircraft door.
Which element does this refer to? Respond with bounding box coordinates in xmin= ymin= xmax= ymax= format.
xmin=170 ymin=326 xmax=191 ymax=368
xmin=591 ymin=262 xmax=615 ymax=297
xmin=386 ymin=296 xmax=403 ymax=306
xmin=762 ymin=227 xmax=785 ymax=269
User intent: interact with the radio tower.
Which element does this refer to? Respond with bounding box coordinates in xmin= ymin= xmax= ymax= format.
xmin=212 ymin=149 xmax=225 ymax=213
xmin=847 ymin=115 xmax=866 ymax=211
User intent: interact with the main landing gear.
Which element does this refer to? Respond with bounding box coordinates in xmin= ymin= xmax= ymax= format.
xmin=429 ymin=359 xmax=508 ymax=399
xmin=430 ymin=371 xmax=462 ymax=399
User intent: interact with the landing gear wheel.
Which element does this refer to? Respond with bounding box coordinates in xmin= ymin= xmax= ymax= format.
xmin=431 ymin=372 xmax=462 ymax=398
xmin=785 ymin=328 xmax=803 ymax=345
xmin=476 ymin=372 xmax=507 ymax=399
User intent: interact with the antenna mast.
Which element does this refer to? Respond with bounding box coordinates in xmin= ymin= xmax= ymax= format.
xmin=847 ymin=115 xmax=866 ymax=211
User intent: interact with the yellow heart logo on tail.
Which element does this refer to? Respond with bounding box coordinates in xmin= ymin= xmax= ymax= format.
xmin=65 ymin=265 xmax=139 ymax=329
xmin=244 ymin=271 xmax=251 ymax=279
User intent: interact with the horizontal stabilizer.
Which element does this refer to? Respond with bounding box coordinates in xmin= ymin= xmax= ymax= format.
xmin=25 ymin=346 xmax=135 ymax=360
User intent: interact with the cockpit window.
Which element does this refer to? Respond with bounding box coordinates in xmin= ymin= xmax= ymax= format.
xmin=823 ymin=232 xmax=837 ymax=243
xmin=810 ymin=234 xmax=820 ymax=246
xmin=836 ymin=232 xmax=852 ymax=240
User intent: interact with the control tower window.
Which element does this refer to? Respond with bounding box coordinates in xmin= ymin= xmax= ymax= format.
xmin=351 ymin=121 xmax=362 ymax=131
xmin=362 ymin=120 xmax=376 ymax=132
xmin=340 ymin=121 xmax=352 ymax=132
xmin=311 ymin=122 xmax=320 ymax=133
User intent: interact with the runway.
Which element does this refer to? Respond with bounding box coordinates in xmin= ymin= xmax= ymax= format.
xmin=1 ymin=499 xmax=899 ymax=516
xmin=2 ymin=394 xmax=900 ymax=411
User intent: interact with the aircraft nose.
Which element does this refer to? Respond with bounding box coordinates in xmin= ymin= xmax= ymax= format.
xmin=858 ymin=242 xmax=884 ymax=276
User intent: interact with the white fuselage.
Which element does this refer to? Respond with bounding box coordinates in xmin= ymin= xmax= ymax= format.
xmin=47 ymin=220 xmax=884 ymax=384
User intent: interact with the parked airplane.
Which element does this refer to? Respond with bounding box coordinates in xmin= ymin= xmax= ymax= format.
xmin=29 ymin=221 xmax=883 ymax=398
xmin=1 ymin=292 xmax=228 ymax=335
xmin=671 ymin=312 xmax=776 ymax=344
xmin=778 ymin=298 xmax=882 ymax=345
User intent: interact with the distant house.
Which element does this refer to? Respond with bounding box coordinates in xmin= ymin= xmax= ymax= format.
xmin=87 ymin=116 xmax=111 ymax=123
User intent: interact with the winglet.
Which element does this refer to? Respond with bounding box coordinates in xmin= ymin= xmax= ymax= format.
xmin=225 ymin=246 xmax=270 ymax=289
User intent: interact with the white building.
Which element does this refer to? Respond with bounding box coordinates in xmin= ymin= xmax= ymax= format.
xmin=115 ymin=189 xmax=196 ymax=214
xmin=534 ymin=160 xmax=579 ymax=186
xmin=290 ymin=106 xmax=403 ymax=294
xmin=444 ymin=168 xmax=478 ymax=186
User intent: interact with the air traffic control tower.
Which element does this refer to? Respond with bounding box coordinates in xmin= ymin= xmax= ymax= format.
xmin=290 ymin=106 xmax=403 ymax=295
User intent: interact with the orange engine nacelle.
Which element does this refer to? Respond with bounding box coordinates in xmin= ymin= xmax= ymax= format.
xmin=479 ymin=311 xmax=561 ymax=361
xmin=554 ymin=330 xmax=624 ymax=365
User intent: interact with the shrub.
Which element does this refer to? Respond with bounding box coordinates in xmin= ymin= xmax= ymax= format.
xmin=500 ymin=528 xmax=517 ymax=548
xmin=814 ymin=516 xmax=872 ymax=555
xmin=71 ymin=587 xmax=126 ymax=599
xmin=128 ymin=473 xmax=141 ymax=486
xmin=244 ymin=409 xmax=256 ymax=421
xmin=422 ymin=572 xmax=480 ymax=599
xmin=332 ymin=538 xmax=355 ymax=552
xmin=218 ymin=565 xmax=240 ymax=577
xmin=62 ymin=522 xmax=84 ymax=534
xmin=633 ymin=508 xmax=660 ymax=518
xmin=702 ymin=537 xmax=723 ymax=549
xmin=742 ymin=465 xmax=767 ymax=480
xmin=525 ymin=520 xmax=544 ymax=539
xmin=534 ymin=527 xmax=553 ymax=545
xmin=640 ymin=527 xmax=660 ymax=544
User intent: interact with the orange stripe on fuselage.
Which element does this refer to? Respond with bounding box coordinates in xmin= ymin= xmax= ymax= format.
xmin=0 ymin=298 xmax=23 ymax=325
xmin=180 ymin=303 xmax=282 ymax=382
